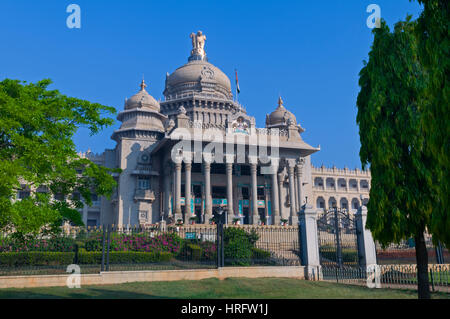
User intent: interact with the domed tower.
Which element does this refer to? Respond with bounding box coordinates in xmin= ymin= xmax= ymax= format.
xmin=111 ymin=79 xmax=168 ymax=227
xmin=266 ymin=96 xmax=305 ymax=140
xmin=160 ymin=31 xmax=250 ymax=129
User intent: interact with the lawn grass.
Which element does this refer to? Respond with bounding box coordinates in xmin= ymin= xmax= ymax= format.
xmin=0 ymin=277 xmax=448 ymax=299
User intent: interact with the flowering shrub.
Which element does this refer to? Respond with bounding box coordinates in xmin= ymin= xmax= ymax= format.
xmin=0 ymin=236 xmax=76 ymax=252
xmin=83 ymin=232 xmax=183 ymax=254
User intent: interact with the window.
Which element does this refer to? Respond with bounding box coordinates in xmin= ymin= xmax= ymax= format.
xmin=18 ymin=190 xmax=30 ymax=199
xmin=240 ymin=165 xmax=250 ymax=176
xmin=192 ymin=163 xmax=202 ymax=173
xmin=212 ymin=186 xmax=226 ymax=198
xmin=138 ymin=178 xmax=150 ymax=190
xmin=72 ymin=192 xmax=81 ymax=201
xmin=193 ymin=185 xmax=202 ymax=197
xmin=242 ymin=187 xmax=249 ymax=200
xmin=211 ymin=164 xmax=226 ymax=174
xmin=257 ymin=186 xmax=265 ymax=200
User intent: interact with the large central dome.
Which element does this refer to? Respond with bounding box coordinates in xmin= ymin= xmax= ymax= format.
xmin=163 ymin=31 xmax=233 ymax=101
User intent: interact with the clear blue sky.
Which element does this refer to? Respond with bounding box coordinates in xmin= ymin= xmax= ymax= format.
xmin=0 ymin=0 xmax=423 ymax=169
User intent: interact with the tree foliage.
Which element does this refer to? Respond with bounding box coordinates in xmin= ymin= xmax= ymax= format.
xmin=414 ymin=0 xmax=449 ymax=245
xmin=0 ymin=78 xmax=119 ymax=238
xmin=357 ymin=17 xmax=434 ymax=246
xmin=357 ymin=1 xmax=449 ymax=298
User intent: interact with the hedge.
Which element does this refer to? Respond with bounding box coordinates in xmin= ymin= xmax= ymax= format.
xmin=77 ymin=249 xmax=173 ymax=264
xmin=251 ymin=247 xmax=271 ymax=259
xmin=0 ymin=252 xmax=75 ymax=266
xmin=179 ymin=243 xmax=203 ymax=261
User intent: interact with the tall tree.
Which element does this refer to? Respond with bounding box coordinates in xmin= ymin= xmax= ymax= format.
xmin=414 ymin=0 xmax=449 ymax=247
xmin=356 ymin=13 xmax=448 ymax=298
xmin=0 ymin=79 xmax=119 ymax=239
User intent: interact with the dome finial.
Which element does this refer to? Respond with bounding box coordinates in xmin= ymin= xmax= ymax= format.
xmin=140 ymin=78 xmax=147 ymax=91
xmin=278 ymin=96 xmax=284 ymax=108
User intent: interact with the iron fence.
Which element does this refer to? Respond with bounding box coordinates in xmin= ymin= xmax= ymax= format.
xmin=320 ymin=264 xmax=450 ymax=293
xmin=0 ymin=223 xmax=302 ymax=276
xmin=317 ymin=208 xmax=360 ymax=267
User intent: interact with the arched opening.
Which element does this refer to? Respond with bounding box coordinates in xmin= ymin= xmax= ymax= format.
xmin=337 ymin=178 xmax=347 ymax=191
xmin=340 ymin=197 xmax=349 ymax=210
xmin=316 ymin=196 xmax=325 ymax=210
xmin=360 ymin=179 xmax=369 ymax=190
xmin=326 ymin=178 xmax=336 ymax=190
xmin=349 ymin=179 xmax=358 ymax=191
xmin=328 ymin=197 xmax=337 ymax=210
xmin=351 ymin=198 xmax=360 ymax=210
xmin=314 ymin=177 xmax=324 ymax=189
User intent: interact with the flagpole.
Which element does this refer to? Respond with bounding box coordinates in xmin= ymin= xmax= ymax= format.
xmin=235 ymin=69 xmax=239 ymax=104
xmin=234 ymin=69 xmax=239 ymax=103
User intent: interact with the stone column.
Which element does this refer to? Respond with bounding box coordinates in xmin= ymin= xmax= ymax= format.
xmin=296 ymin=158 xmax=304 ymax=210
xmin=355 ymin=205 xmax=377 ymax=267
xmin=163 ymin=163 xmax=172 ymax=219
xmin=226 ymin=162 xmax=234 ymax=224
xmin=271 ymin=163 xmax=280 ymax=225
xmin=287 ymin=161 xmax=298 ymax=225
xmin=299 ymin=204 xmax=321 ymax=280
xmin=174 ymin=161 xmax=182 ymax=222
xmin=250 ymin=160 xmax=259 ymax=225
xmin=277 ymin=171 xmax=284 ymax=223
xmin=204 ymin=160 xmax=213 ymax=222
xmin=184 ymin=162 xmax=192 ymax=224
xmin=294 ymin=172 xmax=299 ymax=213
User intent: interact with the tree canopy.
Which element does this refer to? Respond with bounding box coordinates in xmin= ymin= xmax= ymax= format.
xmin=0 ymin=78 xmax=119 ymax=238
xmin=356 ymin=0 xmax=449 ymax=298
xmin=414 ymin=0 xmax=449 ymax=246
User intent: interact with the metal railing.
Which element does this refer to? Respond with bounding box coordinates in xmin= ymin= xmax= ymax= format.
xmin=0 ymin=224 xmax=302 ymax=276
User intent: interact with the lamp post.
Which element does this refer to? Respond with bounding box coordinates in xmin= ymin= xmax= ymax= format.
xmin=214 ymin=206 xmax=226 ymax=267
xmin=332 ymin=204 xmax=343 ymax=268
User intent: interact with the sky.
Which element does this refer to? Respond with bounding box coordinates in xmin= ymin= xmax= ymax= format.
xmin=0 ymin=0 xmax=423 ymax=169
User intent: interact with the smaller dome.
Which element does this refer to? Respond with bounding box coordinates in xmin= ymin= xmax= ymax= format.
xmin=125 ymin=80 xmax=160 ymax=111
xmin=266 ymin=97 xmax=297 ymax=128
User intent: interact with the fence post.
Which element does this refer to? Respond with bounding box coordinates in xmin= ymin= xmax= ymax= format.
xmin=299 ymin=204 xmax=321 ymax=280
xmin=106 ymin=225 xmax=111 ymax=271
xmin=101 ymin=225 xmax=106 ymax=272
xmin=355 ymin=205 xmax=377 ymax=269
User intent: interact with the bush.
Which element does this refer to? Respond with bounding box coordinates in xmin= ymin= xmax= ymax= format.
xmin=0 ymin=236 xmax=76 ymax=252
xmin=0 ymin=252 xmax=75 ymax=266
xmin=77 ymin=249 xmax=173 ymax=264
xmin=251 ymin=247 xmax=271 ymax=260
xmin=83 ymin=232 xmax=183 ymax=254
xmin=179 ymin=243 xmax=202 ymax=261
xmin=223 ymin=227 xmax=259 ymax=266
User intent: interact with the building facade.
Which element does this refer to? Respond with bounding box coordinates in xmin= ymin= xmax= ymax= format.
xmin=79 ymin=32 xmax=371 ymax=227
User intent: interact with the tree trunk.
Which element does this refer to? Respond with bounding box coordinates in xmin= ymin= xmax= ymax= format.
xmin=415 ymin=232 xmax=430 ymax=299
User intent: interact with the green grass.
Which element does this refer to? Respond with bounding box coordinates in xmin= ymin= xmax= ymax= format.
xmin=0 ymin=277 xmax=448 ymax=299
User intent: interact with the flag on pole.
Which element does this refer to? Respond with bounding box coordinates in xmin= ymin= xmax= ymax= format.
xmin=235 ymin=69 xmax=240 ymax=94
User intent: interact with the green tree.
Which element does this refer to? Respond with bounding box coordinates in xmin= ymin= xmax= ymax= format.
xmin=0 ymin=78 xmax=120 ymax=239
xmin=356 ymin=13 xmax=448 ymax=298
xmin=414 ymin=0 xmax=449 ymax=247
